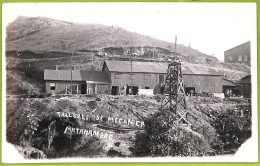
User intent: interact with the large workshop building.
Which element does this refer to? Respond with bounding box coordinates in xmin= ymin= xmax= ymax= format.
xmin=102 ymin=60 xmax=223 ymax=95
xmin=224 ymin=41 xmax=251 ymax=66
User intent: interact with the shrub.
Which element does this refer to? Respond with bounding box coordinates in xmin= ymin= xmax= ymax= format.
xmin=134 ymin=110 xmax=211 ymax=157
xmin=210 ymin=104 xmax=251 ymax=153
xmin=19 ymin=113 xmax=82 ymax=158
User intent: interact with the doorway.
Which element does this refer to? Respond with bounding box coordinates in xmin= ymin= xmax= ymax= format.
xmin=81 ymin=84 xmax=86 ymax=94
xmin=112 ymin=86 xmax=119 ymax=95
xmin=126 ymin=86 xmax=139 ymax=95
xmin=185 ymin=87 xmax=195 ymax=96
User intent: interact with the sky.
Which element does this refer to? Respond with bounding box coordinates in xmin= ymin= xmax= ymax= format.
xmin=3 ymin=2 xmax=257 ymax=61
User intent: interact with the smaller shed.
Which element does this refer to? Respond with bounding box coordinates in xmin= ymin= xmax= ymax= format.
xmin=181 ymin=62 xmax=223 ymax=93
xmin=44 ymin=70 xmax=110 ymax=95
xmin=238 ymin=75 xmax=251 ymax=98
xmin=222 ymin=78 xmax=242 ymax=97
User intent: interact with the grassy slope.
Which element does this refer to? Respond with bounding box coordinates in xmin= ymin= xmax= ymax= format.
xmin=7 ymin=16 xmax=216 ymax=61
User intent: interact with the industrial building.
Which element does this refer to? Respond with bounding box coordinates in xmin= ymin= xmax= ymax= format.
xmin=102 ymin=60 xmax=223 ymax=95
xmin=224 ymin=41 xmax=251 ymax=66
xmin=44 ymin=60 xmax=248 ymax=96
xmin=44 ymin=70 xmax=110 ymax=95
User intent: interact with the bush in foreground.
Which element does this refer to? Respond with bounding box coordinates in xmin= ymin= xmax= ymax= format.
xmin=134 ymin=110 xmax=211 ymax=157
xmin=210 ymin=105 xmax=251 ymax=152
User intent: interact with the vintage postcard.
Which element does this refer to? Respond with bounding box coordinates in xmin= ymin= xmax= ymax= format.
xmin=2 ymin=2 xmax=258 ymax=163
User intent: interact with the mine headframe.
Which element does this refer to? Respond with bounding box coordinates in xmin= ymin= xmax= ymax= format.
xmin=161 ymin=60 xmax=190 ymax=126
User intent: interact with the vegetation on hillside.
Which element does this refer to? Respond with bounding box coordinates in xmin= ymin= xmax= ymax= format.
xmin=134 ymin=97 xmax=251 ymax=157
xmin=7 ymin=16 xmax=216 ymax=62
xmin=9 ymin=95 xmax=251 ymax=158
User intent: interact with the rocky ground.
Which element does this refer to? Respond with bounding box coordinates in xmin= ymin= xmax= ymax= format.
xmin=7 ymin=94 xmax=251 ymax=159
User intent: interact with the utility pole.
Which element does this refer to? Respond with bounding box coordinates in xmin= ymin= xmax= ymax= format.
xmin=188 ymin=43 xmax=190 ymax=57
xmin=174 ymin=36 xmax=177 ymax=60
xmin=130 ymin=56 xmax=132 ymax=73
xmin=130 ymin=51 xmax=133 ymax=86
xmin=60 ymin=39 xmax=74 ymax=94
xmin=152 ymin=46 xmax=154 ymax=59
xmin=127 ymin=51 xmax=133 ymax=94
xmin=70 ymin=50 xmax=73 ymax=94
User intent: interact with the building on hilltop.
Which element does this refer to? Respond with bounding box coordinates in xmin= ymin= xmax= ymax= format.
xmin=224 ymin=41 xmax=251 ymax=66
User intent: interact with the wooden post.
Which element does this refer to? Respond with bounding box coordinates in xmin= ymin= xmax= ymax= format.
xmin=70 ymin=50 xmax=73 ymax=94
xmin=174 ymin=36 xmax=177 ymax=60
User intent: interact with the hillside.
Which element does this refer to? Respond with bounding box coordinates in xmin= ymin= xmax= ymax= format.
xmin=11 ymin=95 xmax=251 ymax=158
xmin=7 ymin=16 xmax=217 ymax=62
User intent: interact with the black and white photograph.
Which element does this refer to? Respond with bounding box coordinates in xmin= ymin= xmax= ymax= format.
xmin=2 ymin=2 xmax=258 ymax=163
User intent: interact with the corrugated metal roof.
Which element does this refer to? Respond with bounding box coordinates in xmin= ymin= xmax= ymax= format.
xmin=104 ymin=60 xmax=221 ymax=75
xmin=44 ymin=70 xmax=110 ymax=83
xmin=238 ymin=75 xmax=251 ymax=84
xmin=104 ymin=60 xmax=168 ymax=73
xmin=223 ymin=78 xmax=242 ymax=87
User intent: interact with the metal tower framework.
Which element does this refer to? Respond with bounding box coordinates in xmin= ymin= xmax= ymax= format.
xmin=161 ymin=61 xmax=189 ymax=125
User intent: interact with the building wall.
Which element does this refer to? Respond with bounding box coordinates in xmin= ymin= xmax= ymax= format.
xmin=183 ymin=75 xmax=222 ymax=93
xmin=110 ymin=72 xmax=165 ymax=89
xmin=241 ymin=83 xmax=251 ymax=98
xmin=45 ymin=80 xmax=85 ymax=94
xmin=45 ymin=80 xmax=110 ymax=95
xmin=108 ymin=72 xmax=222 ymax=93
xmin=97 ymin=84 xmax=110 ymax=94
xmin=239 ymin=75 xmax=251 ymax=98
xmin=224 ymin=41 xmax=251 ymax=66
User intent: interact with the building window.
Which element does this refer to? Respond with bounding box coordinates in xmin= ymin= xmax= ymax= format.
xmin=145 ymin=86 xmax=150 ymax=89
xmin=244 ymin=55 xmax=248 ymax=61
xmin=50 ymin=83 xmax=55 ymax=90
xmin=229 ymin=55 xmax=233 ymax=62
xmin=238 ymin=55 xmax=243 ymax=62
xmin=159 ymin=75 xmax=165 ymax=84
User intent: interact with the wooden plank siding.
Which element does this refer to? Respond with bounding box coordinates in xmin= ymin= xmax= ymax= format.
xmin=109 ymin=72 xmax=222 ymax=93
xmin=110 ymin=72 xmax=164 ymax=89
xmin=45 ymin=81 xmax=85 ymax=94
xmin=97 ymin=84 xmax=110 ymax=94
xmin=46 ymin=81 xmax=110 ymax=95
xmin=239 ymin=75 xmax=251 ymax=98
xmin=182 ymin=75 xmax=222 ymax=93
